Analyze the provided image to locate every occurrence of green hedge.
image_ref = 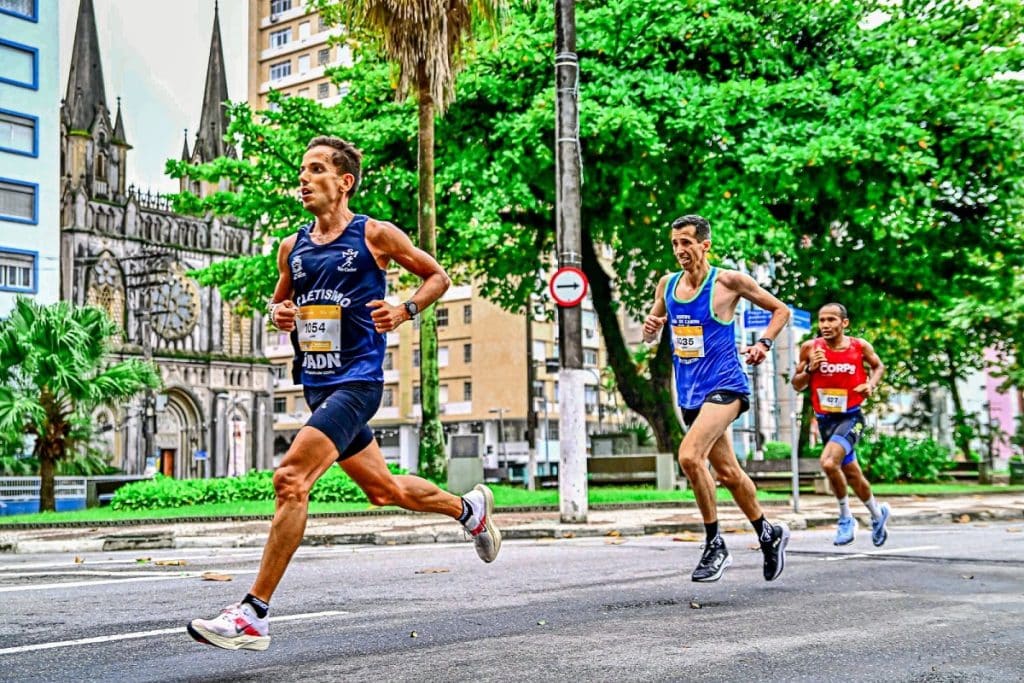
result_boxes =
[762,441,791,460]
[855,434,954,483]
[111,464,407,511]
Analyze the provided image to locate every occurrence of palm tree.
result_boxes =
[0,298,161,511]
[318,0,509,479]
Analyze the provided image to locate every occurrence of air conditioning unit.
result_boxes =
[269,14,279,23]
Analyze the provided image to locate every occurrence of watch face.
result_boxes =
[151,265,200,341]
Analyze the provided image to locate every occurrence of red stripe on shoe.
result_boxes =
[470,515,487,536]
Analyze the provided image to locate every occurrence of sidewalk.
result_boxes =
[1,493,1022,555]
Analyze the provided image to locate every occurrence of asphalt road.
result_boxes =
[1,522,1022,682]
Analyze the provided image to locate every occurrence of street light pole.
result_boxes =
[555,0,588,523]
[488,407,509,480]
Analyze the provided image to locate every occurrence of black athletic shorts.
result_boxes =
[682,390,751,428]
[304,382,381,462]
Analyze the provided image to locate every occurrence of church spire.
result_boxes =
[181,129,191,161]
[194,1,232,162]
[113,96,128,144]
[64,0,109,132]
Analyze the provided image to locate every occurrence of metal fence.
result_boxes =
[0,477,88,500]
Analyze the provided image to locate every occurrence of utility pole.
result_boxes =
[555,0,587,523]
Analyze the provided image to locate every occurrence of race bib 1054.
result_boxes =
[298,304,342,352]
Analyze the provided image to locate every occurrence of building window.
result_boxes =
[413,385,421,405]
[383,351,393,371]
[0,250,35,293]
[318,14,328,31]
[0,178,36,223]
[273,397,287,413]
[297,87,310,98]
[463,343,472,364]
[269,27,291,49]
[436,307,448,327]
[439,384,449,404]
[584,349,598,366]
[382,387,394,407]
[317,48,330,66]
[463,304,472,324]
[338,83,350,98]
[293,397,307,413]
[269,60,291,81]
[585,386,599,415]
[317,82,329,99]
[438,346,449,367]
[298,21,311,40]
[0,39,38,90]
[0,109,36,156]
[412,348,420,368]
[297,54,310,74]
[0,0,37,21]
[532,380,545,399]
[269,0,292,16]
[463,382,472,402]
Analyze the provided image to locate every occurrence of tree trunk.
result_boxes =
[945,359,973,461]
[38,443,57,512]
[580,227,682,454]
[416,61,445,481]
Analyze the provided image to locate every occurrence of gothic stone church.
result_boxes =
[59,0,274,478]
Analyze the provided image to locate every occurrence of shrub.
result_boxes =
[762,441,791,460]
[111,464,408,511]
[855,435,954,483]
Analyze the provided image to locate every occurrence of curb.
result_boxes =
[2,507,1020,554]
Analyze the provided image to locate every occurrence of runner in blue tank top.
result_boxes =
[189,137,502,652]
[643,215,792,584]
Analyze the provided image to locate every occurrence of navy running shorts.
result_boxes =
[817,409,865,466]
[304,381,382,462]
[682,390,751,428]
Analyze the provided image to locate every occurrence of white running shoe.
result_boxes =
[187,602,270,651]
[462,484,502,563]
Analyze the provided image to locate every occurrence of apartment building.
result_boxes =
[0,0,59,317]
[247,0,352,110]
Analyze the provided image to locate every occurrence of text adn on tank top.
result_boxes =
[288,215,386,387]
[665,267,749,409]
[809,337,868,415]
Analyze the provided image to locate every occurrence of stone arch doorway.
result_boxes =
[154,387,205,479]
[225,403,250,478]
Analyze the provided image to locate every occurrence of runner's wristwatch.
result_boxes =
[403,300,419,319]
[757,337,774,350]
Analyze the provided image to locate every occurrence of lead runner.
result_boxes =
[188,136,501,651]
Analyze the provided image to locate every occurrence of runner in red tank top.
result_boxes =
[792,303,891,547]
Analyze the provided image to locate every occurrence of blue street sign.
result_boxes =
[193,449,208,461]
[743,308,772,329]
[790,307,812,331]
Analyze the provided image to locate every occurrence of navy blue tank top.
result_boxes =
[665,267,749,409]
[289,215,386,387]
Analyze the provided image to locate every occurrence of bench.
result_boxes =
[741,458,829,493]
[587,453,679,490]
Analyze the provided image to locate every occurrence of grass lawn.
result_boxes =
[872,483,1024,496]
[0,485,788,525]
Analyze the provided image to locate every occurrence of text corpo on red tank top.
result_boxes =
[809,337,868,415]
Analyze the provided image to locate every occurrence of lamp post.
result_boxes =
[488,407,509,479]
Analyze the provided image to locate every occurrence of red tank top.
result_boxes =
[809,337,868,415]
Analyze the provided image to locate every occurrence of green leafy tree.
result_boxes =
[169,0,1024,455]
[0,298,161,511]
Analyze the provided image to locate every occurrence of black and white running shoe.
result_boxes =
[761,521,791,582]
[691,536,732,583]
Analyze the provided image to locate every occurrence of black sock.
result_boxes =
[242,594,269,619]
[751,516,773,545]
[457,497,474,524]
[704,521,720,545]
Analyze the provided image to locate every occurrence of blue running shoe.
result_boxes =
[871,502,890,547]
[834,516,856,546]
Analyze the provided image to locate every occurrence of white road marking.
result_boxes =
[0,569,257,592]
[0,610,350,656]
[823,545,940,561]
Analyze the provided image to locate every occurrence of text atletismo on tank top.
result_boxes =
[288,215,386,387]
[809,337,868,416]
[665,267,749,409]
